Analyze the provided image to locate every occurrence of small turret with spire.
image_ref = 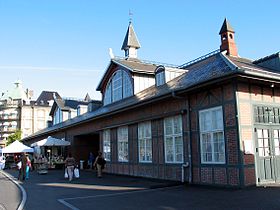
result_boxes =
[121,21,141,59]
[219,18,238,57]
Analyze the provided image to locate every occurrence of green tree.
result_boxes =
[6,130,22,146]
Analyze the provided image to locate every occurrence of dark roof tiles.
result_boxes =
[35,91,61,105]
[24,51,280,140]
[121,22,141,50]
[219,18,235,34]
[114,58,158,73]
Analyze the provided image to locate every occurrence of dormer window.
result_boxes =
[104,69,133,105]
[155,66,166,86]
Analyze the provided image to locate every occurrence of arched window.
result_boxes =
[155,66,166,86]
[104,69,133,105]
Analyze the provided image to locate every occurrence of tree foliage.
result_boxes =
[6,130,22,146]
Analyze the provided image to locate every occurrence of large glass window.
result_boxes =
[164,115,183,163]
[104,69,133,105]
[103,130,111,161]
[156,71,165,86]
[54,108,63,125]
[199,106,225,164]
[138,121,152,163]
[118,126,128,162]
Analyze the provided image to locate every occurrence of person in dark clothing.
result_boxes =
[93,152,106,178]
[88,152,95,169]
[65,153,75,181]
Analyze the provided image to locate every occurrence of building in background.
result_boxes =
[0,81,59,147]
[49,94,102,126]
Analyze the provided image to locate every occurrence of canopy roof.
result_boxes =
[2,140,34,153]
[31,136,70,147]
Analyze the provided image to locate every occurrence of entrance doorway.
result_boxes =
[73,133,100,169]
[255,127,280,184]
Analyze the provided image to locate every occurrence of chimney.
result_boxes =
[219,18,238,57]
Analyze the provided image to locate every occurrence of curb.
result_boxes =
[0,170,26,210]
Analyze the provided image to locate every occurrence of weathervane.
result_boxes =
[129,9,133,23]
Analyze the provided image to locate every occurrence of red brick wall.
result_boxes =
[228,168,239,186]
[189,81,240,186]
[214,168,227,185]
[244,167,256,186]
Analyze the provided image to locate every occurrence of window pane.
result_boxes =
[104,82,112,105]
[174,116,182,134]
[165,118,173,135]
[166,146,173,162]
[118,127,128,162]
[103,130,111,161]
[138,122,152,162]
[164,115,183,163]
[123,71,133,98]
[112,71,122,102]
[199,107,225,164]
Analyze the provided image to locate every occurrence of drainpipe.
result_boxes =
[171,90,192,183]
[187,95,192,184]
[181,162,189,182]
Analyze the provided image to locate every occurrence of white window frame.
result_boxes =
[199,106,225,164]
[103,129,111,161]
[112,71,122,102]
[118,126,128,162]
[54,107,63,125]
[103,69,133,105]
[164,115,183,163]
[138,121,152,163]
[156,71,165,86]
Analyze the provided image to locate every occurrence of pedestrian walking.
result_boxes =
[26,155,32,179]
[93,152,106,178]
[88,152,95,169]
[65,153,75,181]
[19,153,27,181]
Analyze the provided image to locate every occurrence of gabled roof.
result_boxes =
[84,93,91,102]
[121,22,141,50]
[36,91,61,105]
[96,57,159,91]
[49,98,89,116]
[219,18,235,34]
[24,50,280,141]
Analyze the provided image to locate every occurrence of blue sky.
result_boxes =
[0,0,279,100]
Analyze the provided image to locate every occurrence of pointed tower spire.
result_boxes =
[219,18,238,57]
[121,21,141,59]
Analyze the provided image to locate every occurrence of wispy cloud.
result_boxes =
[0,66,101,72]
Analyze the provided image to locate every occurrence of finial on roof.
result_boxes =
[109,48,114,59]
[14,79,22,87]
[129,9,133,23]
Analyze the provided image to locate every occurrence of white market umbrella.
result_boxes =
[31,136,70,147]
[2,140,34,153]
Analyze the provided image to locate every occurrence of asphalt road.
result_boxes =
[2,169,280,210]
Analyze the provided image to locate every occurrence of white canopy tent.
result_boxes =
[2,140,34,153]
[31,136,70,147]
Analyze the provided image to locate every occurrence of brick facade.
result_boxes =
[25,77,280,188]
